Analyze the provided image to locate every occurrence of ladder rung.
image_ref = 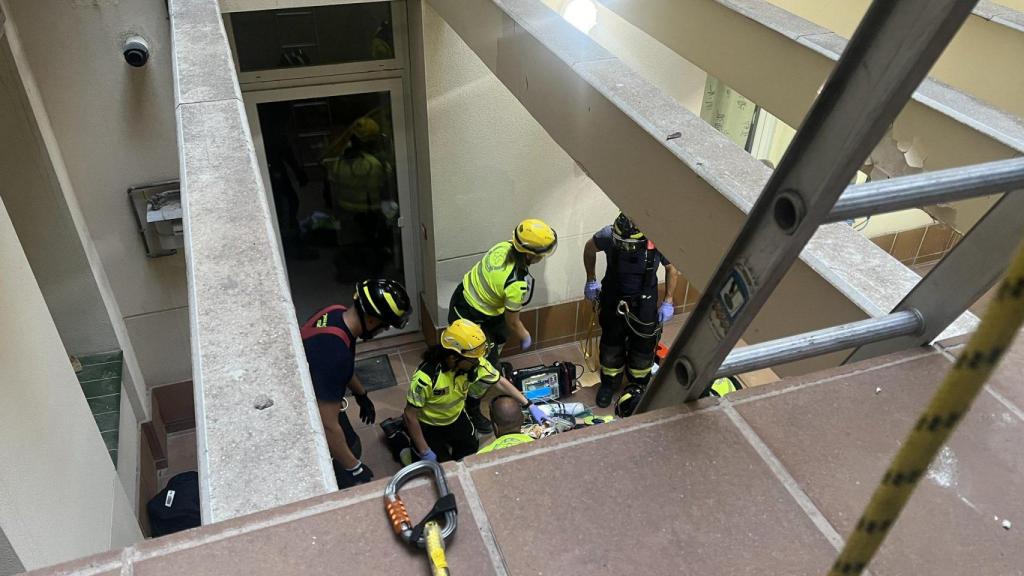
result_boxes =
[828,157,1024,223]
[641,0,978,411]
[716,310,923,378]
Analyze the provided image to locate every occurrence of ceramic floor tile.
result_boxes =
[736,353,1024,575]
[987,327,1024,413]
[468,410,837,574]
[133,479,499,576]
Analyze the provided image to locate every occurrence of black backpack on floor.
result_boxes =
[147,471,201,537]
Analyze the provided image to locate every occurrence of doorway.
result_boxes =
[245,80,417,327]
[229,1,420,332]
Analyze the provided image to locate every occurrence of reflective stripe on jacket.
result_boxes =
[477,433,534,454]
[462,241,533,316]
[407,358,500,426]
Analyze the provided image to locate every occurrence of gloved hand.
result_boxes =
[520,332,533,351]
[584,279,601,302]
[337,460,374,488]
[658,301,674,324]
[419,448,438,462]
[354,392,376,425]
[528,403,549,424]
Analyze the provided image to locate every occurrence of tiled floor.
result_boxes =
[33,329,1024,575]
[355,337,613,479]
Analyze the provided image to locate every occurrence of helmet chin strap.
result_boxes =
[355,301,381,341]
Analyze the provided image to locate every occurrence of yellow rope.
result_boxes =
[579,301,600,373]
[425,521,450,576]
[828,238,1024,575]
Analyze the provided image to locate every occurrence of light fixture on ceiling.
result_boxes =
[562,0,598,34]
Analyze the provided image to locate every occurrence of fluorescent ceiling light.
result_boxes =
[563,0,598,34]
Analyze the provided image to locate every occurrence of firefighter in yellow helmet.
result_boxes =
[404,320,547,462]
[447,219,558,433]
[321,116,394,277]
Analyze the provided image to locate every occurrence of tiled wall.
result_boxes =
[421,277,703,355]
[868,222,962,267]
[75,350,124,466]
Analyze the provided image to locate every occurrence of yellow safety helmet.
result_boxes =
[352,117,381,141]
[708,377,739,398]
[511,219,558,258]
[440,319,490,359]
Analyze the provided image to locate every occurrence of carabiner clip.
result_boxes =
[383,460,458,549]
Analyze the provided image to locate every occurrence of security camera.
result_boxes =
[123,36,150,68]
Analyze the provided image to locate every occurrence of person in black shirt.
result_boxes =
[583,213,678,415]
[301,279,411,488]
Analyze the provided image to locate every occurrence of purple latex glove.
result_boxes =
[520,332,533,351]
[529,404,548,424]
[419,448,438,462]
[584,280,601,302]
[658,301,674,323]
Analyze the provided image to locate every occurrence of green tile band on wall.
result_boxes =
[81,376,121,398]
[76,350,123,468]
[76,362,123,382]
[87,394,121,413]
[93,411,120,433]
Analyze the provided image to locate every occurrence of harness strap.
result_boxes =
[640,240,658,298]
[300,304,352,347]
[607,240,659,297]
[408,493,458,546]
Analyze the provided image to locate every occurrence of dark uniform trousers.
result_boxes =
[599,293,659,389]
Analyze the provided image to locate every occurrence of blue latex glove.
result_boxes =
[584,280,601,301]
[419,448,438,462]
[520,332,533,350]
[658,301,674,323]
[529,404,548,424]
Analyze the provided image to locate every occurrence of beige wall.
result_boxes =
[543,0,707,114]
[766,0,1024,118]
[419,1,706,322]
[4,0,189,387]
[0,40,120,356]
[0,197,142,571]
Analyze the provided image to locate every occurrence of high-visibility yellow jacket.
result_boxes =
[461,241,533,316]
[407,358,500,426]
[322,151,390,212]
[476,433,534,454]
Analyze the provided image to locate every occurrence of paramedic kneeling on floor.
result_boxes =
[477,395,535,454]
[404,319,547,462]
[302,279,411,489]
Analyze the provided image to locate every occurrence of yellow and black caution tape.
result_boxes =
[828,238,1024,575]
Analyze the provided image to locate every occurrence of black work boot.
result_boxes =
[596,372,619,408]
[465,396,493,434]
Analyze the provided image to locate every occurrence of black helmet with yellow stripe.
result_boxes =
[612,213,646,253]
[354,279,411,334]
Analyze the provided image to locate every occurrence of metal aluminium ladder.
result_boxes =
[639,0,1024,412]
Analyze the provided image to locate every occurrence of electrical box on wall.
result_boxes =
[128,180,183,258]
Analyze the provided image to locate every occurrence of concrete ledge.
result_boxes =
[170,0,334,523]
[427,0,975,375]
[28,335,1024,574]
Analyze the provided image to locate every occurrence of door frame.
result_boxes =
[243,77,422,335]
[223,0,409,87]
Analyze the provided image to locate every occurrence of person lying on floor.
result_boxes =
[476,395,536,454]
